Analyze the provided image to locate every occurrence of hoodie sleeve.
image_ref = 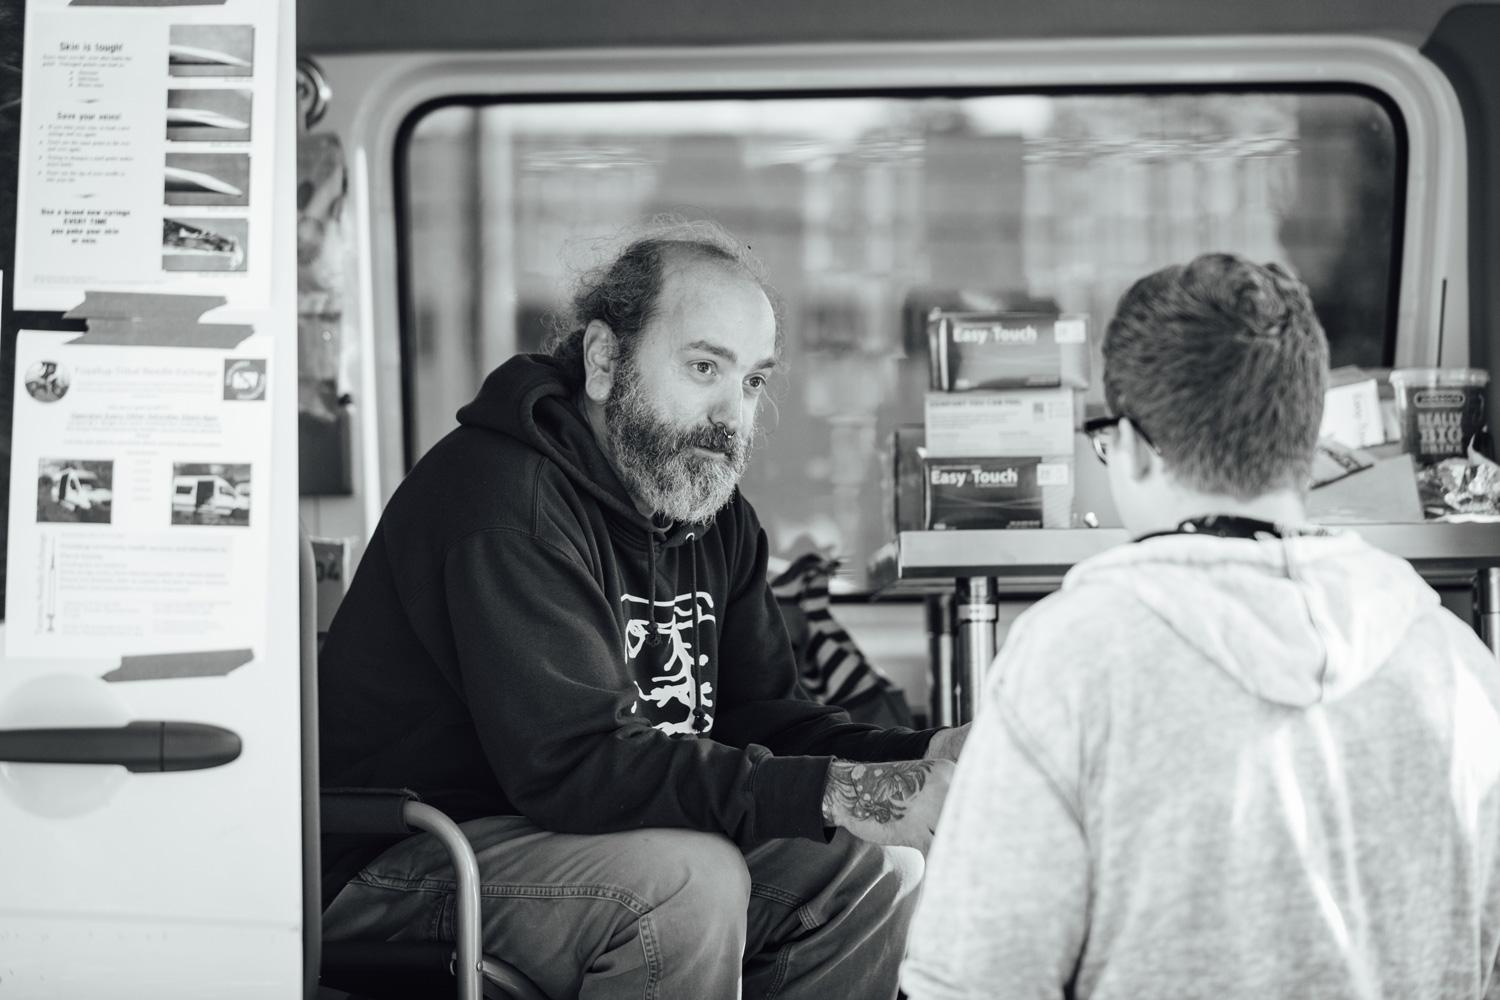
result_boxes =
[900,616,1090,1000]
[710,497,937,762]
[444,526,830,845]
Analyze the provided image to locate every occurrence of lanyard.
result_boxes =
[1135,514,1331,544]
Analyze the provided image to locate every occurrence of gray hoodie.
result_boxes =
[902,530,1500,1000]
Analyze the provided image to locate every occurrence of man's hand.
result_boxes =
[924,723,971,763]
[821,758,954,853]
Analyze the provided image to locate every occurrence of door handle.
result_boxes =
[0,721,241,772]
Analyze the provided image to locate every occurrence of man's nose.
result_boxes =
[707,385,744,434]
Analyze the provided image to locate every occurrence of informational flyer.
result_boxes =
[4,330,273,659]
[13,0,278,311]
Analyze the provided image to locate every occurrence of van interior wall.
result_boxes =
[298,0,1472,53]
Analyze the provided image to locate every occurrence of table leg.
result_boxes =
[954,576,997,722]
[925,594,954,728]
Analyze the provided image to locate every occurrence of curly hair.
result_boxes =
[546,217,781,380]
[1103,253,1329,498]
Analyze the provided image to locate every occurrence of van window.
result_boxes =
[400,89,1403,589]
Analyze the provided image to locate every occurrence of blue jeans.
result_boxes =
[322,816,923,1000]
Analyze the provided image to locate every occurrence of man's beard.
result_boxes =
[605,357,753,525]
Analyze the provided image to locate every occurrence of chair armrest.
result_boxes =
[320,789,483,1000]
[320,787,421,837]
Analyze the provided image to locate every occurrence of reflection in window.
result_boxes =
[402,91,1401,589]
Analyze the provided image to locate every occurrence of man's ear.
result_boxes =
[581,320,617,404]
[1119,417,1157,484]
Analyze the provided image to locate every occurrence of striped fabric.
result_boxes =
[769,552,902,708]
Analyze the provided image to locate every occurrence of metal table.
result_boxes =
[869,523,1500,724]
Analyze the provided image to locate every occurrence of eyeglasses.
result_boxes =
[1082,414,1155,465]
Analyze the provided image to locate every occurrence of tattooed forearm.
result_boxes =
[822,759,934,825]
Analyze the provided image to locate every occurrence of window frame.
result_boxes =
[333,36,1470,524]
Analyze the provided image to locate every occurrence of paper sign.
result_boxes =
[13,0,278,311]
[1320,378,1386,448]
[5,330,273,659]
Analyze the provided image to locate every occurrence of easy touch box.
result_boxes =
[923,455,1075,530]
[924,388,1077,458]
[928,310,1090,390]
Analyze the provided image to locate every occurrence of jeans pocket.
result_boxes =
[323,872,455,944]
[430,886,457,940]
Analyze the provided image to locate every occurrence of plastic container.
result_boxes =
[1389,368,1490,464]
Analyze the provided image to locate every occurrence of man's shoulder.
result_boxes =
[388,427,581,536]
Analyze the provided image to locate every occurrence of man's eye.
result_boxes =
[691,361,716,377]
[744,375,767,392]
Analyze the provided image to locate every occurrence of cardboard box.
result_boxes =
[886,425,928,534]
[923,455,1074,530]
[928,310,1090,391]
[924,389,1076,457]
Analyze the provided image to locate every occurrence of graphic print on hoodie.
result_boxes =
[623,590,716,735]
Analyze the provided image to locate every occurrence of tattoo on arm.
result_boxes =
[822,759,934,825]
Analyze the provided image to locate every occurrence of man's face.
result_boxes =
[604,261,778,524]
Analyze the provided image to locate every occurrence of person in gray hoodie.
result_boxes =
[901,253,1500,1000]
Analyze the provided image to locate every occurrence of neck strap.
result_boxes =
[1135,514,1330,544]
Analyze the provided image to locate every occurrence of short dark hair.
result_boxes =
[547,218,781,380]
[1103,253,1329,498]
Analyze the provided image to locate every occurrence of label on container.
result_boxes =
[1404,385,1487,462]
[924,388,1076,457]
[929,312,1090,390]
[922,455,1073,530]
[925,457,1042,530]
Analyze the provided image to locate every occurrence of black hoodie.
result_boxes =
[319,354,934,893]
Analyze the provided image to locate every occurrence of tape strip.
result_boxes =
[102,648,253,682]
[70,1,226,6]
[63,292,253,348]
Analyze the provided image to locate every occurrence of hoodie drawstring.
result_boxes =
[644,533,662,648]
[687,533,706,733]
[644,528,706,733]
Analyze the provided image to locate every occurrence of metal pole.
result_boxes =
[1476,567,1500,663]
[954,577,998,723]
[925,594,954,728]
[298,533,321,1000]
[403,802,482,1000]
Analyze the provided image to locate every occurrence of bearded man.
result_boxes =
[318,221,968,1000]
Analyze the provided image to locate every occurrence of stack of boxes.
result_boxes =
[907,310,1089,532]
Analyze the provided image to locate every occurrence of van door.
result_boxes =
[0,0,306,996]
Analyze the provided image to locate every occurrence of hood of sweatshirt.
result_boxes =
[1062,530,1440,707]
[454,353,700,553]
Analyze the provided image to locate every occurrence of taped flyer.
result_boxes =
[4,329,274,659]
[13,0,278,311]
